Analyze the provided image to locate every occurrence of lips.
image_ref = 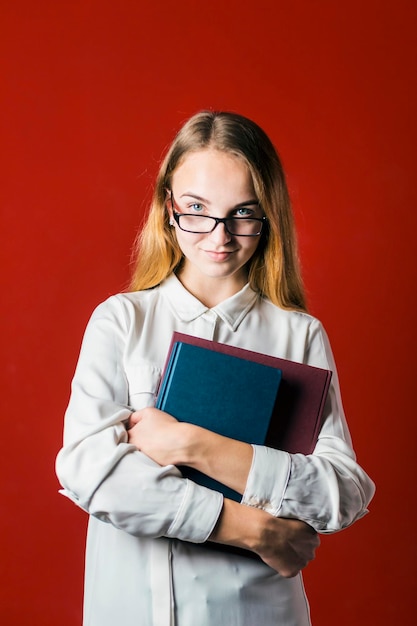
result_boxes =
[203,250,236,261]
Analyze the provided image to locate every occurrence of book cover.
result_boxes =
[156,341,283,500]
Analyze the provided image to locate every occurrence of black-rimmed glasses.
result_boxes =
[170,193,267,237]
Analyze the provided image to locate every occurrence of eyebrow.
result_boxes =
[179,192,260,208]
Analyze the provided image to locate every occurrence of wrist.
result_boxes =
[174,422,202,466]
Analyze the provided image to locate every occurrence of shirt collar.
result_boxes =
[161,274,259,331]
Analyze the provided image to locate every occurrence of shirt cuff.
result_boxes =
[242,445,291,515]
[165,479,224,543]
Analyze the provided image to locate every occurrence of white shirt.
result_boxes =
[56,274,375,626]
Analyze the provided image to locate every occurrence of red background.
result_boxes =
[1,1,416,624]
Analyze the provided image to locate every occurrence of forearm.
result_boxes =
[128,409,254,496]
[180,425,253,496]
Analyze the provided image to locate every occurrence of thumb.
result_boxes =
[127,411,141,429]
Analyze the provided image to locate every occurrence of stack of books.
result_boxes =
[156,332,332,501]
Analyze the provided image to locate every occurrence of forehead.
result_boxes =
[172,149,255,199]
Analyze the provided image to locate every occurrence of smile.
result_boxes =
[203,250,236,261]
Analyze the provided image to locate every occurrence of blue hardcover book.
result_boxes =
[156,341,283,501]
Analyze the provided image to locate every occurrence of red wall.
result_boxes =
[2,1,416,624]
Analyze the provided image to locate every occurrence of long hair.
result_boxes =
[129,111,307,311]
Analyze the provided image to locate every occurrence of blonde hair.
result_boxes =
[129,111,306,312]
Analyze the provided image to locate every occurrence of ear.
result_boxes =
[165,191,175,226]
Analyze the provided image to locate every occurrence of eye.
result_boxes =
[234,206,254,217]
[188,202,205,213]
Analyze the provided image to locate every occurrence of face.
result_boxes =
[168,149,264,297]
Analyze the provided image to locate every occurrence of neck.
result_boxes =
[176,270,248,308]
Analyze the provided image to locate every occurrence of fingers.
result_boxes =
[256,517,320,577]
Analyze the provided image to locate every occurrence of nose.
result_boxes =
[208,221,232,245]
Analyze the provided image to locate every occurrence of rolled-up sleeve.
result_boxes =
[55,297,223,543]
[241,318,375,533]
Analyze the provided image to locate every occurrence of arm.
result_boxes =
[55,297,223,543]
[242,321,376,533]
[127,319,375,534]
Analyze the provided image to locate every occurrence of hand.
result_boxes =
[209,499,319,577]
[255,516,320,577]
[127,407,189,466]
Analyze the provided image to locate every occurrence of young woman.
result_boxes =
[56,111,375,626]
